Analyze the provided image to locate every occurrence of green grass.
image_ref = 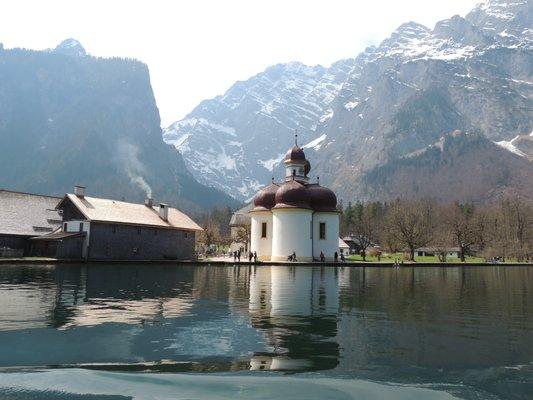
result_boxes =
[346,253,486,263]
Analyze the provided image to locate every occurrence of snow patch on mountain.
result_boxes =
[344,101,359,110]
[258,153,285,171]
[495,135,527,157]
[303,134,327,151]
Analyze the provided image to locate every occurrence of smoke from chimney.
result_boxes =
[116,139,153,199]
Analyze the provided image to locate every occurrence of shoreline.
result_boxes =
[0,258,531,268]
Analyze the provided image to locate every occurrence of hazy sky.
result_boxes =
[0,0,480,126]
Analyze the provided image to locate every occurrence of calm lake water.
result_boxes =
[0,264,531,400]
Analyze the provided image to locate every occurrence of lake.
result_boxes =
[0,264,531,399]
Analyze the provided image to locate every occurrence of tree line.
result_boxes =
[339,197,532,262]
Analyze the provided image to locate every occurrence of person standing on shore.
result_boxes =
[334,252,338,263]
[253,251,258,263]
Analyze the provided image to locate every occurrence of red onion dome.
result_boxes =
[273,180,311,210]
[253,183,279,211]
[308,184,338,212]
[284,145,306,164]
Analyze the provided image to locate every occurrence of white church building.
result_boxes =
[250,138,340,262]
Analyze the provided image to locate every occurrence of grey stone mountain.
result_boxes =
[0,40,238,213]
[164,0,533,203]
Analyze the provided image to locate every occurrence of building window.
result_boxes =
[319,222,326,240]
[137,228,141,235]
[184,232,188,239]
[79,222,83,232]
[310,221,313,239]
[261,222,267,238]
[112,225,117,234]
[63,223,67,232]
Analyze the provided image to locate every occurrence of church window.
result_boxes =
[261,222,267,238]
[319,222,326,240]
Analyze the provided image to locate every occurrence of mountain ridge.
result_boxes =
[0,41,238,212]
[164,0,532,203]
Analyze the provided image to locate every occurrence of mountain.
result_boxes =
[163,61,354,199]
[164,0,532,203]
[362,130,533,202]
[0,41,238,212]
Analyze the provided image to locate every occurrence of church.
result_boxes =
[250,137,340,262]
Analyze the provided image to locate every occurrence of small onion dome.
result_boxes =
[273,180,311,210]
[253,183,279,211]
[284,145,306,164]
[308,184,338,212]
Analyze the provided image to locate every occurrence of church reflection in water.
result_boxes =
[248,266,340,371]
[1,264,531,379]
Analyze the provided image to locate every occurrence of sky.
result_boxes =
[0,0,481,126]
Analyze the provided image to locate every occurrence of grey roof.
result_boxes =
[229,203,253,227]
[0,190,62,236]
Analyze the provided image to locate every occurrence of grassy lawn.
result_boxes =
[346,253,486,263]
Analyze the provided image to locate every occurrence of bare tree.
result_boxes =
[198,220,221,255]
[234,221,251,254]
[385,199,434,261]
[444,202,483,262]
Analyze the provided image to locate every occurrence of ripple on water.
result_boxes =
[0,369,461,400]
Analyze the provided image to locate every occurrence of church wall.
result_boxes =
[313,212,340,261]
[250,211,272,261]
[272,208,313,262]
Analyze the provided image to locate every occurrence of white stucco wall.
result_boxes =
[312,212,340,261]
[272,208,313,261]
[250,211,273,261]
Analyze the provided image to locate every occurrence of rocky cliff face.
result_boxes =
[164,0,532,203]
[0,42,237,212]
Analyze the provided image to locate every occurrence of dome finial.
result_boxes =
[294,129,298,146]
[317,176,320,185]
[271,176,274,183]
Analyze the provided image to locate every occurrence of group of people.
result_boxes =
[319,251,345,263]
[230,249,258,263]
[230,249,347,263]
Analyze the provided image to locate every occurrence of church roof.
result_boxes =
[284,145,306,164]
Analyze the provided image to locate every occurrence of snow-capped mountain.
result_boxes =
[165,0,532,203]
[164,60,355,199]
[53,38,87,57]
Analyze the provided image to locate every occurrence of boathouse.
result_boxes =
[34,186,203,261]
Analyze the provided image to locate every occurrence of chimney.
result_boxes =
[159,203,169,221]
[145,198,153,208]
[74,185,85,198]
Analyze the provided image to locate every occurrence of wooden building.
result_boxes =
[23,186,202,261]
